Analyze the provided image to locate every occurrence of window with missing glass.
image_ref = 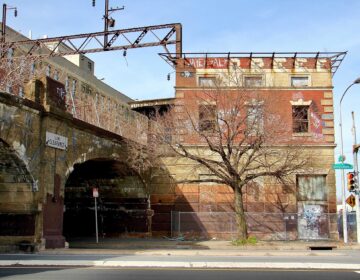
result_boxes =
[199,104,216,132]
[291,76,309,87]
[292,105,309,133]
[199,77,216,87]
[244,76,263,87]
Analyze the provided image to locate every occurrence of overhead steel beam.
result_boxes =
[4,23,182,60]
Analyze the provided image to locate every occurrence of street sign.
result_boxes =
[45,132,68,150]
[338,155,346,162]
[332,163,353,170]
[92,187,99,198]
[346,194,356,208]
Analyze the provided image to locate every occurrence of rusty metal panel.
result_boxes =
[297,175,327,201]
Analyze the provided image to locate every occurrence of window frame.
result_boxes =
[198,76,217,87]
[198,104,217,132]
[246,103,264,135]
[243,75,264,87]
[292,105,310,134]
[290,76,310,87]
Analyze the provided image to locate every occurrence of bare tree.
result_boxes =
[123,119,171,235]
[153,79,309,239]
[0,42,51,99]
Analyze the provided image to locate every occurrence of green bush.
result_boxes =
[231,236,257,246]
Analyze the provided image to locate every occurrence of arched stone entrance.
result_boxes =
[0,139,37,244]
[63,158,149,241]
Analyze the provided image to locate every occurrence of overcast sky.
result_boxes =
[4,0,360,199]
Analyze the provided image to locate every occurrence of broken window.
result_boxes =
[246,104,264,135]
[244,76,263,87]
[199,77,216,87]
[291,76,309,87]
[199,104,216,132]
[292,105,309,133]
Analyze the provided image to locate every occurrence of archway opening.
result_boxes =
[63,158,148,240]
[0,139,36,241]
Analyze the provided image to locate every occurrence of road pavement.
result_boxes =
[1,267,360,280]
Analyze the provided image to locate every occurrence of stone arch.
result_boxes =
[63,157,149,240]
[0,138,37,243]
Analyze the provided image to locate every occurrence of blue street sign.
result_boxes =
[332,163,353,170]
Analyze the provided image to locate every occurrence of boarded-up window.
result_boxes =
[244,76,263,87]
[297,175,327,201]
[199,104,216,132]
[292,106,309,133]
[291,76,309,87]
[199,77,216,87]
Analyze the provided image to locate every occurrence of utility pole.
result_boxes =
[1,4,7,42]
[97,0,124,49]
[1,3,17,43]
[351,111,360,243]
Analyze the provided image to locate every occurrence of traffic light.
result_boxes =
[92,0,96,7]
[347,172,357,192]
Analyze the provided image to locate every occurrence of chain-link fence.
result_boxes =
[171,211,357,241]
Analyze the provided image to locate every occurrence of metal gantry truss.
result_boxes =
[4,23,182,60]
[159,51,347,75]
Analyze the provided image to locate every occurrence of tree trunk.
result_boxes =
[234,185,248,239]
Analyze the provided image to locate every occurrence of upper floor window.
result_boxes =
[291,76,309,87]
[199,104,216,132]
[46,65,51,77]
[7,48,13,65]
[292,105,309,133]
[18,86,24,97]
[54,70,59,81]
[244,76,263,87]
[246,104,264,135]
[199,77,216,87]
[88,61,93,72]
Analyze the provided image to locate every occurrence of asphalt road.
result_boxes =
[1,251,360,264]
[0,267,360,280]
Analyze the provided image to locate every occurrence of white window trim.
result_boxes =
[290,75,311,87]
[290,99,312,106]
[198,76,217,87]
[243,75,265,87]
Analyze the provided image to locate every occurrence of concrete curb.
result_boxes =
[1,260,360,270]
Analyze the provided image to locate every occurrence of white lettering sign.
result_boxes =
[45,132,68,150]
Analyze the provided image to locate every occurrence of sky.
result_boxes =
[3,0,360,200]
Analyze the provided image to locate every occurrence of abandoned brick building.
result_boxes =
[132,52,345,240]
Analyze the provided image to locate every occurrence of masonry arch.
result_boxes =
[63,157,149,240]
[0,138,37,240]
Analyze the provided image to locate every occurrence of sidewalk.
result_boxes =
[1,238,360,270]
[50,237,360,252]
